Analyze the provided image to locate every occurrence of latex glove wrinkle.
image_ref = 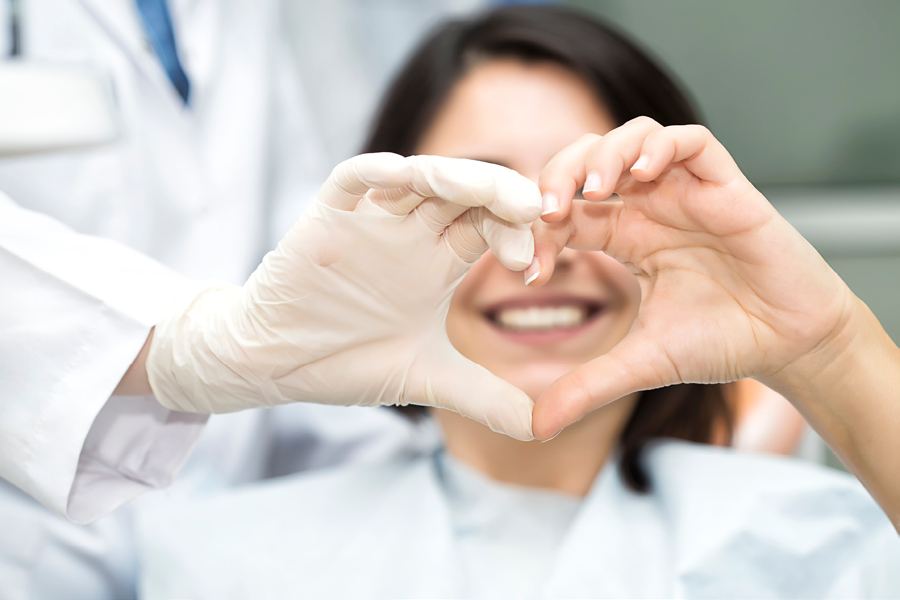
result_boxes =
[147,153,541,440]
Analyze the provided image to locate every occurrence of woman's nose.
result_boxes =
[549,248,578,279]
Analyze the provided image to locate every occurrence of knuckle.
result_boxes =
[685,123,711,136]
[644,127,667,144]
[539,167,568,188]
[328,160,345,181]
[629,115,658,128]
[568,368,595,408]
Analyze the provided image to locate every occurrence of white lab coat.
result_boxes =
[137,441,900,599]
[0,404,419,599]
[0,0,328,521]
[0,0,411,597]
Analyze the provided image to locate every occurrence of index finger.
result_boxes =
[318,153,414,211]
[407,155,542,225]
[535,133,602,223]
[527,199,622,286]
[629,124,743,186]
[539,118,665,223]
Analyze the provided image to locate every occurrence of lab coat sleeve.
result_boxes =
[0,193,208,524]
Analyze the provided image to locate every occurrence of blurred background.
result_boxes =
[281,0,900,469]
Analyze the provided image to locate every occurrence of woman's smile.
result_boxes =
[483,295,606,343]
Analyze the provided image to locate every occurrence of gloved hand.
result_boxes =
[147,153,542,440]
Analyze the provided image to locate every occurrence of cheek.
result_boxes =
[504,362,586,401]
[446,253,496,354]
[588,252,642,317]
[620,271,642,324]
[452,252,495,302]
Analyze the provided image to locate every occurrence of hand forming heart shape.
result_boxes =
[528,117,856,442]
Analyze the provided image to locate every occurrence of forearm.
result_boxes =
[776,294,900,530]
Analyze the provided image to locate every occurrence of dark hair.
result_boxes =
[363,5,731,492]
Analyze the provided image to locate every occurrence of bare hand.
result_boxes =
[529,117,855,440]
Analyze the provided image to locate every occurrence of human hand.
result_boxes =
[147,153,541,440]
[529,118,856,440]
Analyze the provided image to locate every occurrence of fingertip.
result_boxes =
[524,246,557,287]
[484,164,542,223]
[523,257,540,286]
[525,273,549,287]
[629,154,656,182]
[532,396,570,441]
[515,178,544,223]
[581,190,609,203]
[537,427,563,443]
[501,254,534,274]
[539,189,574,222]
[367,152,414,183]
[541,192,559,216]
[492,235,535,273]
[582,171,602,194]
[540,206,566,223]
[631,154,649,171]
[581,172,611,201]
[532,370,597,440]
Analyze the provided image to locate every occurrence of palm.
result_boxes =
[608,167,846,387]
[532,121,852,437]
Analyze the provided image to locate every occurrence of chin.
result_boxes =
[499,361,582,401]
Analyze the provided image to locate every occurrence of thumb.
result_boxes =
[532,330,678,440]
[411,341,535,442]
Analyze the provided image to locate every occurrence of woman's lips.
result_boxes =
[482,296,606,344]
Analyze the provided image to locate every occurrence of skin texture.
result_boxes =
[531,118,900,528]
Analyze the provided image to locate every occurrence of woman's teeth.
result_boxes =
[495,305,588,332]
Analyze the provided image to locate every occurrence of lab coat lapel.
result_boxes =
[75,0,189,107]
[542,463,672,599]
[77,0,213,214]
[166,0,224,111]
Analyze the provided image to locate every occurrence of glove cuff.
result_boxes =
[146,282,249,413]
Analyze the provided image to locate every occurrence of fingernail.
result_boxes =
[524,257,540,286]
[631,155,649,171]
[583,171,602,194]
[541,192,559,215]
[540,429,563,443]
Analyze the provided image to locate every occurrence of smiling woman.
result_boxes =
[364,9,728,493]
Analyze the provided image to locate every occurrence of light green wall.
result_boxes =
[569,0,900,186]
[828,255,900,343]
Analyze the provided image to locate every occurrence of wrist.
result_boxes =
[775,293,897,408]
[768,291,900,527]
[113,327,155,396]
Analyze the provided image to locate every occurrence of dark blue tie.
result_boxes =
[135,0,191,105]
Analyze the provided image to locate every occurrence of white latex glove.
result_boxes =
[147,154,542,440]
